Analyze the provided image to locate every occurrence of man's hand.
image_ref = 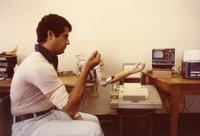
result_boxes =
[83,50,101,72]
[73,112,84,120]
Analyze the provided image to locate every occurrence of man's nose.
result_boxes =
[66,40,70,45]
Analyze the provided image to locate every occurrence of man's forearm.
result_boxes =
[62,51,100,117]
[63,67,90,117]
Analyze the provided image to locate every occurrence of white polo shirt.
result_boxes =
[10,52,64,116]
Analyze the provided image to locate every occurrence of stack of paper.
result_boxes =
[120,83,149,101]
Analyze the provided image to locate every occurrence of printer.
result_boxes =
[182,50,200,79]
[110,83,162,109]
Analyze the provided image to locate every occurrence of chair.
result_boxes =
[0,94,12,136]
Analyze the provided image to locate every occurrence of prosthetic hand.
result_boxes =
[100,63,145,86]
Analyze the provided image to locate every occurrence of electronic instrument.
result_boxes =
[182,50,200,79]
[152,48,175,69]
[0,55,17,79]
[182,61,200,79]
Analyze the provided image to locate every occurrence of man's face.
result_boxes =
[51,27,70,55]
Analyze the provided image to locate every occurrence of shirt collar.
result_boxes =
[34,44,58,70]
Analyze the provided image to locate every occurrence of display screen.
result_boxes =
[153,50,164,59]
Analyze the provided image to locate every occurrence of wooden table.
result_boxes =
[0,75,97,93]
[0,79,11,93]
[143,73,200,136]
[110,85,163,136]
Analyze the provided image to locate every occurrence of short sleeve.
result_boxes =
[25,61,63,94]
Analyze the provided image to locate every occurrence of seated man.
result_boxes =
[10,14,104,136]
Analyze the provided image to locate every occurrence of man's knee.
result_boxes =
[82,121,103,136]
[80,113,100,124]
[89,115,100,124]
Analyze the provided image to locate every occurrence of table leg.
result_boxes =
[169,88,180,136]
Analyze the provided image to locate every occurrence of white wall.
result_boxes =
[1,0,200,113]
[1,0,200,72]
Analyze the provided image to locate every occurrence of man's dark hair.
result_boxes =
[36,14,72,44]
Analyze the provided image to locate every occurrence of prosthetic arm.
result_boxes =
[76,55,145,86]
[99,63,145,86]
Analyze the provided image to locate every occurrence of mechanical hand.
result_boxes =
[101,63,145,85]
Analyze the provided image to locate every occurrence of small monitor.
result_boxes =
[152,48,175,69]
[153,50,164,59]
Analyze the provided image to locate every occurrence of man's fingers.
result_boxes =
[88,50,98,60]
[95,53,101,62]
[89,50,101,64]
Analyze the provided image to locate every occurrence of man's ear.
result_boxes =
[47,30,55,40]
